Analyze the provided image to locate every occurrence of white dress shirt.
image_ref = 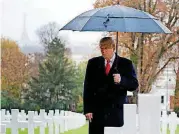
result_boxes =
[105,53,116,67]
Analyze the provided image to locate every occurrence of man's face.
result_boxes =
[100,45,114,60]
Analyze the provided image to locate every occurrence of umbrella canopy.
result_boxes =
[60,5,172,33]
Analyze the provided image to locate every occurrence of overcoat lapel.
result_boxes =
[98,56,105,75]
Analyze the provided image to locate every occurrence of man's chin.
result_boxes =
[102,55,107,59]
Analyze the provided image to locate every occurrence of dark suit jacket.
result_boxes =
[83,54,138,134]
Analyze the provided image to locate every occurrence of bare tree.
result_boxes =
[36,22,60,52]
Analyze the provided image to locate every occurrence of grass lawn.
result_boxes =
[6,127,49,134]
[5,125,88,134]
[62,124,88,134]
[5,124,179,134]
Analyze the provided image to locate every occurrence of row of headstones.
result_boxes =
[1,95,179,134]
[104,94,179,134]
[161,111,179,134]
[0,109,86,134]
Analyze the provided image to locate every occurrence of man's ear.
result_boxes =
[113,47,115,51]
[113,45,115,51]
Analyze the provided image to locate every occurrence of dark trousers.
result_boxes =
[89,121,104,134]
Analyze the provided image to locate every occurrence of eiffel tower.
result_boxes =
[20,13,44,54]
[21,13,30,45]
[20,13,31,54]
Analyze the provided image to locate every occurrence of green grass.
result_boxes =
[62,124,88,134]
[6,127,49,134]
[176,125,179,134]
[5,125,87,134]
[5,124,179,134]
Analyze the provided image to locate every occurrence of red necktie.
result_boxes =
[105,60,110,75]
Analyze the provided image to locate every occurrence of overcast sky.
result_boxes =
[0,0,103,60]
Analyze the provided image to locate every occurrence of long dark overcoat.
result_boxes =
[83,54,139,134]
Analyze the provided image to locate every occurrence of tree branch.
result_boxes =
[168,39,179,49]
[142,51,157,77]
[122,43,137,55]
[158,38,179,57]
[171,16,178,27]
[138,0,142,10]
[166,0,176,27]
[144,0,146,11]
[154,57,179,79]
[148,0,152,14]
[151,0,157,13]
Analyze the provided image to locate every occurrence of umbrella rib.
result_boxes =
[149,18,169,33]
[143,12,170,33]
[81,8,104,31]
[78,16,158,19]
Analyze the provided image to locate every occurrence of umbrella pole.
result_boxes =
[116,32,118,55]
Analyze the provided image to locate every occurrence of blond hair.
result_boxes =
[99,37,115,49]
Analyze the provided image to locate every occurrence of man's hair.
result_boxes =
[99,37,115,49]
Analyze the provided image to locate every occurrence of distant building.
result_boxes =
[151,63,177,111]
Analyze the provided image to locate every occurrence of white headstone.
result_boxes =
[168,112,177,134]
[123,104,137,134]
[11,109,19,134]
[0,124,6,134]
[138,94,161,134]
[28,111,34,134]
[161,110,167,134]
[104,127,123,134]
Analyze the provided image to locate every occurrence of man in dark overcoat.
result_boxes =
[83,37,139,134]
